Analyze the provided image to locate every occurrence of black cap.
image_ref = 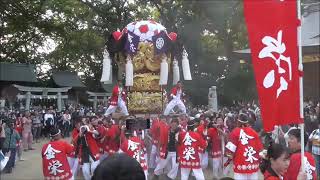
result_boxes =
[50,127,61,137]
[187,120,196,127]
[237,113,249,123]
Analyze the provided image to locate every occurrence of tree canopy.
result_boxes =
[1,0,259,105]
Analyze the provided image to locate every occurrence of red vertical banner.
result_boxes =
[243,0,302,132]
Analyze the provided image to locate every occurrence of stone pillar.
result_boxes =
[25,91,31,111]
[18,93,24,110]
[9,102,13,111]
[208,86,218,112]
[93,96,98,111]
[57,92,62,112]
[103,96,107,106]
[0,99,5,110]
[61,98,65,110]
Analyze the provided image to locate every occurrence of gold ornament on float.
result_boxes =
[128,92,164,113]
[131,73,161,92]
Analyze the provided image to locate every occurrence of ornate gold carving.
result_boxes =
[128,42,172,113]
[131,73,161,92]
[128,92,167,113]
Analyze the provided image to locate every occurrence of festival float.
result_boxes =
[101,20,192,114]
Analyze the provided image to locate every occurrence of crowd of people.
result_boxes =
[0,105,94,174]
[0,98,319,180]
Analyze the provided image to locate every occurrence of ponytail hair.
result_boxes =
[260,142,289,173]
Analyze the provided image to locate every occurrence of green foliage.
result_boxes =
[145,0,253,105]
[219,64,257,106]
[0,0,53,63]
[1,0,256,104]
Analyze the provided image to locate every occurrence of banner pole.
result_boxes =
[297,0,305,171]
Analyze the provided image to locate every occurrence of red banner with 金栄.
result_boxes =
[243,0,302,132]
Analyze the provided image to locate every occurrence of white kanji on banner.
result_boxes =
[183,147,196,161]
[303,157,316,180]
[239,129,254,145]
[243,146,258,163]
[48,160,64,176]
[44,144,61,160]
[127,33,137,53]
[183,132,196,146]
[258,30,292,98]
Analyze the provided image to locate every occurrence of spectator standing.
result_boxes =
[0,117,6,149]
[15,113,23,155]
[32,111,42,143]
[0,121,10,172]
[55,111,63,130]
[2,120,20,174]
[22,112,34,151]
[62,110,71,137]
[44,109,55,138]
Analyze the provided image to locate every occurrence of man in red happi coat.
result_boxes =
[149,116,161,169]
[42,128,74,180]
[195,116,209,169]
[163,81,186,115]
[103,122,121,155]
[207,117,229,178]
[73,124,100,180]
[284,128,317,180]
[99,117,112,161]
[120,126,148,180]
[225,113,263,180]
[177,120,207,180]
[154,118,180,179]
[104,80,129,116]
[69,120,82,178]
[89,116,106,157]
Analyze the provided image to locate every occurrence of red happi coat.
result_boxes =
[225,127,263,174]
[179,119,188,132]
[104,124,120,155]
[101,126,110,153]
[71,128,79,145]
[207,128,222,158]
[150,118,160,145]
[93,125,106,152]
[284,152,316,180]
[158,121,170,159]
[74,131,100,163]
[170,86,184,101]
[15,117,23,134]
[177,131,207,169]
[170,86,181,96]
[42,140,74,180]
[264,169,282,180]
[195,124,207,152]
[109,85,127,106]
[120,135,148,171]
